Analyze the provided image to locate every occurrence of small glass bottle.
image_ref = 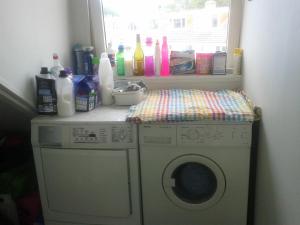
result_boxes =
[144,37,155,76]
[125,46,133,76]
[154,40,161,76]
[116,44,125,76]
[160,36,170,76]
[133,34,144,76]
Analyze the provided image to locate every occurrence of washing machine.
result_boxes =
[139,122,252,225]
[31,107,141,225]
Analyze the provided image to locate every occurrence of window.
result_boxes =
[95,0,243,68]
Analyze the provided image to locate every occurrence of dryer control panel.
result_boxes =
[71,125,134,146]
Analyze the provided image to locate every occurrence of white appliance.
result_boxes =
[31,107,141,225]
[139,122,252,225]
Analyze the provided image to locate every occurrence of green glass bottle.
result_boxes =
[117,45,125,76]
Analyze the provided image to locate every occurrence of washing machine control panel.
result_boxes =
[70,124,135,147]
[178,124,252,146]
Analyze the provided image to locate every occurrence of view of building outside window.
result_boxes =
[102,0,230,53]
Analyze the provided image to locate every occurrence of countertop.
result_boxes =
[31,106,130,124]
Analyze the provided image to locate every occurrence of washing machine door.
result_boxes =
[162,154,225,210]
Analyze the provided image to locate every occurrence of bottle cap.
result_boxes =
[83,46,94,52]
[234,48,243,56]
[118,45,124,52]
[101,52,108,59]
[92,56,100,65]
[53,53,59,60]
[136,34,141,43]
[146,37,152,45]
[64,67,73,75]
[59,70,68,78]
[163,36,167,43]
[40,67,49,74]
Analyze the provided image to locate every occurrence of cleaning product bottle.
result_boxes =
[160,36,170,76]
[56,70,75,117]
[82,46,94,75]
[50,53,64,77]
[233,48,243,75]
[98,52,114,105]
[92,56,100,75]
[107,42,116,76]
[144,37,155,76]
[133,34,144,76]
[36,67,57,115]
[116,44,125,76]
[124,46,133,76]
[154,40,161,76]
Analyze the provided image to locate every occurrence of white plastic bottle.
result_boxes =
[50,53,64,77]
[98,52,114,105]
[107,42,117,76]
[154,40,161,76]
[56,70,75,117]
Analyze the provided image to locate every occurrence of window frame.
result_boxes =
[90,0,244,70]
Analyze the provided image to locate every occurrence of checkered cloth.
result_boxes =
[126,89,255,123]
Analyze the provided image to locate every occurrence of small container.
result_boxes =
[170,50,195,75]
[212,52,227,75]
[196,53,213,75]
[112,89,145,106]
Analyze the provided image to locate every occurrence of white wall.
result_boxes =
[241,1,300,224]
[0,0,73,108]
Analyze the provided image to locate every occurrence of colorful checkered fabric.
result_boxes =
[126,89,255,123]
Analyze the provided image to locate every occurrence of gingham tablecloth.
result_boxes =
[126,89,255,123]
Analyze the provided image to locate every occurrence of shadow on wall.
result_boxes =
[254,119,281,225]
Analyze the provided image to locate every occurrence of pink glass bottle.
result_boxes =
[144,37,155,76]
[160,36,170,76]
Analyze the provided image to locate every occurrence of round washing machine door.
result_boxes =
[162,154,225,210]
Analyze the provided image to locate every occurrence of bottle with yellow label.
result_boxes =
[133,34,144,76]
[233,48,243,75]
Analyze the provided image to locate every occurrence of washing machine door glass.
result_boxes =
[163,155,225,210]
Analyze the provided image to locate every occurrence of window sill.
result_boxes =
[115,74,242,91]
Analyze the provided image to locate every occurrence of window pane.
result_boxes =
[102,0,230,53]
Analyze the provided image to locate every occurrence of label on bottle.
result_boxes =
[108,54,115,67]
[134,60,144,75]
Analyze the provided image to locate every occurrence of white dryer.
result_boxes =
[31,107,141,225]
[139,122,252,225]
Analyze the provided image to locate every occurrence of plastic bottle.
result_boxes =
[82,46,94,75]
[56,70,75,117]
[98,52,114,105]
[124,46,133,76]
[107,42,116,75]
[160,36,170,76]
[116,45,125,76]
[233,48,243,75]
[50,53,64,77]
[133,34,144,76]
[36,67,57,115]
[154,40,161,76]
[92,56,100,75]
[144,37,155,76]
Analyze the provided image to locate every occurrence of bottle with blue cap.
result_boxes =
[117,44,125,76]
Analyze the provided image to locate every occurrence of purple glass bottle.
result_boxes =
[144,37,155,76]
